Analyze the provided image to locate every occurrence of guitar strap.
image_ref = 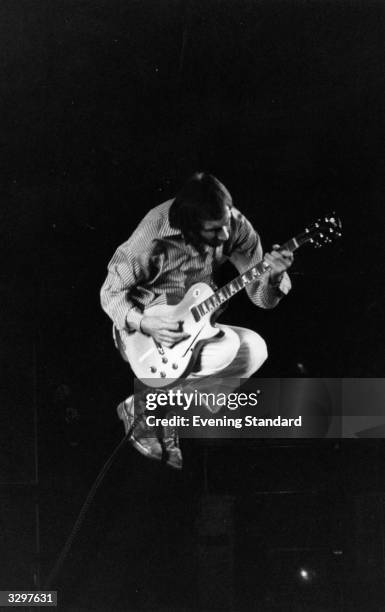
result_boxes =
[210,246,229,320]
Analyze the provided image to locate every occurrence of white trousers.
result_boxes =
[188,324,268,379]
[182,324,268,413]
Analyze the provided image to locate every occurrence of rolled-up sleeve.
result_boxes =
[228,209,291,309]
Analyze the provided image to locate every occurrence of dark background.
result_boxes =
[1,1,385,610]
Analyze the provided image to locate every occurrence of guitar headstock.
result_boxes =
[300,213,342,249]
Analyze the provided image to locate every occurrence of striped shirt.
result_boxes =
[100,199,291,331]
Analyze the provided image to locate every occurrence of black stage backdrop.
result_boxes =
[1,1,385,610]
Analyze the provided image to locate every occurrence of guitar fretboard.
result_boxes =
[190,235,303,322]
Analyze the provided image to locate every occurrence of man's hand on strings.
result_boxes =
[140,316,190,347]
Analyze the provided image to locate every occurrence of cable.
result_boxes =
[43,416,141,589]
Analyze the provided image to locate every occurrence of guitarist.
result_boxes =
[100,172,293,468]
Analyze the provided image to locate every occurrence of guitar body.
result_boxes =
[116,282,221,387]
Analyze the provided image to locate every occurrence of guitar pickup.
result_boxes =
[190,306,200,322]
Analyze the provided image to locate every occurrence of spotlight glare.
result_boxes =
[298,567,312,582]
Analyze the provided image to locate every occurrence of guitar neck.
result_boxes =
[191,236,302,321]
[190,213,341,321]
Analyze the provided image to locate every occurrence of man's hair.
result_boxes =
[169,172,232,243]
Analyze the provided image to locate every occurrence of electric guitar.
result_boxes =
[116,214,342,387]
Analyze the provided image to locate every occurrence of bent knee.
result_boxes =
[193,326,241,375]
[241,330,268,375]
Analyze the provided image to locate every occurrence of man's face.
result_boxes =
[198,206,232,247]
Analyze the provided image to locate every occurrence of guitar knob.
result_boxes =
[162,357,168,363]
[160,371,166,378]
[172,363,178,370]
[150,366,157,373]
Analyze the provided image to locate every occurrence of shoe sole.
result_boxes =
[117,401,182,468]
[117,401,162,461]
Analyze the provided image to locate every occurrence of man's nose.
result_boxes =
[218,226,229,241]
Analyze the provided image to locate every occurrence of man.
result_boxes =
[100,172,293,468]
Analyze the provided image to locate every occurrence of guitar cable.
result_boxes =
[43,413,142,590]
